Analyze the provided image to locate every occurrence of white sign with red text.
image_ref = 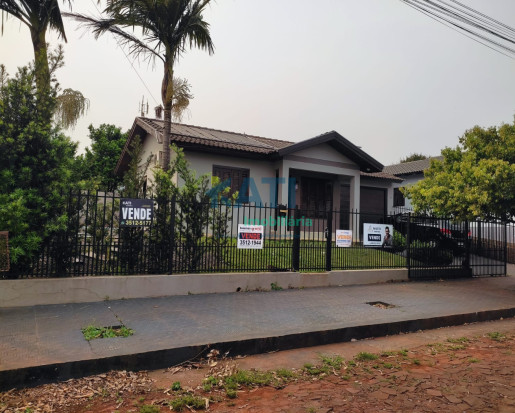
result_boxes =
[237,225,264,249]
[336,230,352,247]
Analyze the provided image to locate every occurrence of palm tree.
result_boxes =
[0,1,89,126]
[65,0,214,171]
[0,0,71,97]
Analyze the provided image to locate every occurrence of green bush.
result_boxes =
[169,394,206,411]
[392,231,406,249]
[0,63,78,277]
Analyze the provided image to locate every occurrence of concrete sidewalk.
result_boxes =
[1,276,515,389]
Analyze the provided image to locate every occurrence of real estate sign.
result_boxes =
[237,224,264,249]
[336,230,352,247]
[363,223,394,247]
[120,198,154,227]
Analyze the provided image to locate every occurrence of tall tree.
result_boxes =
[400,153,428,163]
[404,118,515,222]
[0,1,70,97]
[78,124,128,191]
[66,0,214,170]
[0,61,78,275]
[0,0,88,126]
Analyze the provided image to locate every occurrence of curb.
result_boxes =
[2,307,514,391]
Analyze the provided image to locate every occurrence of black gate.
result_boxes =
[469,220,508,277]
[402,214,507,280]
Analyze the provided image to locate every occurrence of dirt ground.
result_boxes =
[2,318,515,413]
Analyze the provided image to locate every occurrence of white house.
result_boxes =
[383,156,444,211]
[115,117,404,225]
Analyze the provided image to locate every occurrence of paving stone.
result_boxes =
[381,388,399,396]
[344,387,360,394]
[444,394,462,404]
[468,386,482,395]
[370,390,389,400]
[463,395,484,407]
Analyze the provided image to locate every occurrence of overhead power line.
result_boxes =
[400,0,515,59]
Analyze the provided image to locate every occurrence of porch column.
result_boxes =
[332,178,342,232]
[278,163,290,207]
[350,174,360,212]
[350,174,360,242]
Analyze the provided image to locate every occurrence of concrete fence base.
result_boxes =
[0,269,408,308]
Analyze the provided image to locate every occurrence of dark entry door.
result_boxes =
[360,187,386,222]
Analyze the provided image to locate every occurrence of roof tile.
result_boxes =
[360,171,404,182]
[383,156,444,175]
[139,117,293,154]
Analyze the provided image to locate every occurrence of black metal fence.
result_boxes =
[4,191,508,279]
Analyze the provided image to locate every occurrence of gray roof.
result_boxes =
[360,171,404,182]
[278,130,384,172]
[116,118,385,174]
[138,117,293,154]
[383,156,444,176]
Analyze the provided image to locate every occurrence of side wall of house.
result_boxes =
[183,151,277,205]
[139,132,163,187]
[288,143,355,164]
[391,173,424,210]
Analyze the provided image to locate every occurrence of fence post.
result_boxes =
[326,210,333,272]
[505,221,508,276]
[168,195,176,274]
[477,220,482,252]
[464,219,471,275]
[292,207,300,271]
[406,212,411,277]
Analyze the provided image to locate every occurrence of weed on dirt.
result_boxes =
[1,329,514,412]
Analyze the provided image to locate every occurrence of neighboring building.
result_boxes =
[383,156,444,211]
[115,117,403,225]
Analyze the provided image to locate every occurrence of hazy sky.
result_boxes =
[1,0,514,165]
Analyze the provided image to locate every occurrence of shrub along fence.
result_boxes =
[2,190,508,279]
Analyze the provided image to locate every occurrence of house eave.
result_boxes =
[176,142,273,160]
[277,131,383,172]
[114,118,166,176]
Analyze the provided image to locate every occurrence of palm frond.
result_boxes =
[171,76,193,122]
[63,11,163,63]
[0,1,32,29]
[97,0,214,63]
[54,88,90,129]
[0,0,71,38]
[47,0,70,41]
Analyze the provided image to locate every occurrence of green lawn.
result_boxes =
[186,239,408,272]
